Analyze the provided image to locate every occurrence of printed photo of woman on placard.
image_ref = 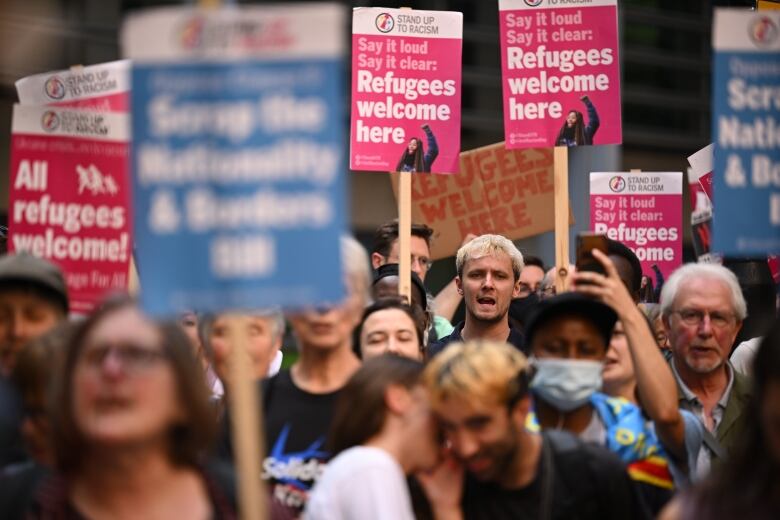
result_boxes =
[555,95,600,146]
[396,124,439,173]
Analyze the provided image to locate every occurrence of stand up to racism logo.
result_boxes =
[375,13,394,33]
[44,76,66,100]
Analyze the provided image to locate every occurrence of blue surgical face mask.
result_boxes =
[530,358,604,412]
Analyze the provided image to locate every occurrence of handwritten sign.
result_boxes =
[392,143,562,259]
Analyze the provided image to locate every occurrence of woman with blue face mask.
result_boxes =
[525,250,697,516]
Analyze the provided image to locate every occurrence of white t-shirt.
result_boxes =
[304,446,415,520]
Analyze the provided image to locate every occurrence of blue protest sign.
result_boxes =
[122,5,347,315]
[712,9,780,255]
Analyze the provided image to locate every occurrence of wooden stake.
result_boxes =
[226,315,266,520]
[396,5,414,303]
[554,146,570,293]
[398,170,412,301]
[127,256,140,296]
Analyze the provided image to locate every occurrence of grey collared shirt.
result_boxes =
[671,360,734,476]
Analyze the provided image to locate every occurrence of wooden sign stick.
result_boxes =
[396,5,414,302]
[398,170,412,301]
[226,315,267,520]
[554,146,570,293]
[192,3,265,518]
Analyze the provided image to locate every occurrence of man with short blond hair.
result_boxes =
[421,341,641,519]
[428,234,525,357]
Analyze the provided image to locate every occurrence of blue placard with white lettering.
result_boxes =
[712,9,780,255]
[122,5,347,315]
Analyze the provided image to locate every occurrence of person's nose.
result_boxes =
[697,314,714,337]
[10,313,30,342]
[451,429,479,459]
[386,338,402,356]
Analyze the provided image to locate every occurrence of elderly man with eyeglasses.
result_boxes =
[660,263,753,477]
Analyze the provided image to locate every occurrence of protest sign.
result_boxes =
[590,172,682,278]
[498,0,620,149]
[687,168,718,264]
[392,143,561,259]
[712,9,780,255]
[350,7,462,174]
[15,60,130,112]
[8,105,131,314]
[122,4,347,316]
[688,143,714,201]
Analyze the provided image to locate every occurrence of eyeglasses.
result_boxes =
[80,343,166,374]
[672,309,737,329]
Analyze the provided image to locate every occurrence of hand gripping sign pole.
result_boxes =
[554,146,570,293]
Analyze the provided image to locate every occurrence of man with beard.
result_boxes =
[660,263,752,475]
[427,235,525,357]
[421,341,643,519]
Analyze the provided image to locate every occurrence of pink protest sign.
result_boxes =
[9,105,132,314]
[350,8,462,173]
[498,0,620,149]
[15,60,130,112]
[590,172,682,278]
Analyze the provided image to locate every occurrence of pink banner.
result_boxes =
[9,106,132,314]
[590,172,682,278]
[350,8,462,173]
[498,0,620,149]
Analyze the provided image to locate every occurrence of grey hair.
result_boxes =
[455,234,525,280]
[197,308,285,362]
[659,263,747,320]
[342,234,372,306]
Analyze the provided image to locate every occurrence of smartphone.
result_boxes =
[576,233,608,276]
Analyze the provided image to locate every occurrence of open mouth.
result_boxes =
[476,297,496,306]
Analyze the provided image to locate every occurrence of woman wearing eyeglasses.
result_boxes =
[12,298,236,519]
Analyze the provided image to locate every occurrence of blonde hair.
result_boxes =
[423,341,530,409]
[456,234,524,281]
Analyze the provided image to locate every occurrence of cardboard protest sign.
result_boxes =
[350,7,462,173]
[498,0,620,149]
[590,172,682,278]
[712,9,780,255]
[15,60,130,112]
[122,4,347,316]
[392,143,561,259]
[9,105,131,313]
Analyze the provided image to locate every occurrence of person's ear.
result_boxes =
[385,385,411,415]
[510,395,532,427]
[371,252,384,270]
[456,276,463,296]
[512,278,521,299]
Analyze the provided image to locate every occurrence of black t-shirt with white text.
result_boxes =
[262,369,340,519]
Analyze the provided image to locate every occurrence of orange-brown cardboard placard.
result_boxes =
[391,142,572,260]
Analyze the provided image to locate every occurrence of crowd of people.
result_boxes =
[0,221,778,520]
